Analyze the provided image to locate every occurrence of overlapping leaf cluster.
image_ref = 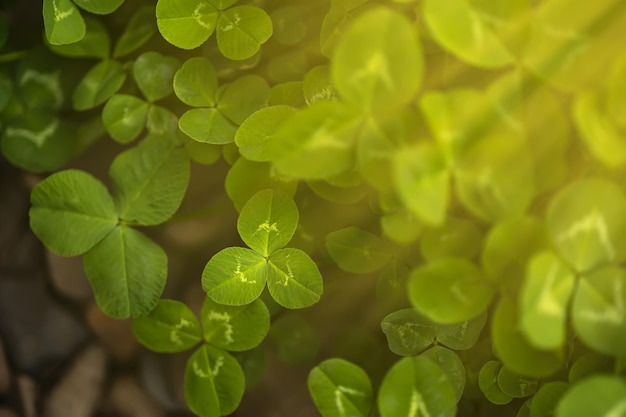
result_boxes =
[2,0,626,416]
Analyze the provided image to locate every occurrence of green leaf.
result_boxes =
[185,345,245,417]
[218,75,270,125]
[479,361,513,405]
[237,189,298,257]
[381,309,436,356]
[202,247,267,306]
[421,346,466,402]
[304,65,337,105]
[497,366,538,398]
[520,251,575,350]
[224,158,297,211]
[568,352,614,384]
[235,105,296,162]
[201,297,269,351]
[331,6,423,114]
[0,71,11,112]
[325,227,394,274]
[393,142,449,227]
[29,169,117,256]
[419,89,495,166]
[268,81,305,107]
[216,6,273,60]
[102,94,149,144]
[420,217,483,262]
[43,0,86,45]
[436,312,487,351]
[481,216,549,285]
[307,179,369,206]
[572,267,626,357]
[529,382,569,417]
[556,376,626,417]
[84,226,167,318]
[73,0,124,14]
[378,356,457,417]
[492,297,564,378]
[113,6,157,58]
[422,0,513,68]
[174,57,218,107]
[574,92,626,169]
[110,135,190,226]
[380,208,422,246]
[547,178,626,273]
[308,358,373,417]
[73,60,126,111]
[454,134,535,223]
[269,101,361,180]
[179,108,237,144]
[133,52,180,103]
[156,0,218,50]
[181,135,222,165]
[146,105,179,135]
[408,258,494,324]
[47,16,110,59]
[132,299,202,352]
[1,113,76,173]
[267,248,323,309]
[208,0,238,10]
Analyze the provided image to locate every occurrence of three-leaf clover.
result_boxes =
[202,189,323,309]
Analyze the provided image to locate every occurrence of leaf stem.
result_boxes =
[0,50,28,62]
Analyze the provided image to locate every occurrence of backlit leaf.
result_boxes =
[422,0,514,68]
[235,105,296,162]
[179,108,237,144]
[156,0,219,50]
[393,142,449,227]
[218,75,270,125]
[47,16,109,59]
[216,6,273,60]
[132,299,202,353]
[408,258,494,324]
[378,356,457,417]
[185,344,245,417]
[237,189,298,257]
[520,251,575,350]
[572,266,626,357]
[308,358,373,417]
[201,297,269,351]
[492,297,564,378]
[555,376,626,417]
[202,247,267,306]
[547,178,626,273]
[43,0,86,45]
[173,57,218,107]
[224,158,297,211]
[331,6,423,114]
[267,248,323,309]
